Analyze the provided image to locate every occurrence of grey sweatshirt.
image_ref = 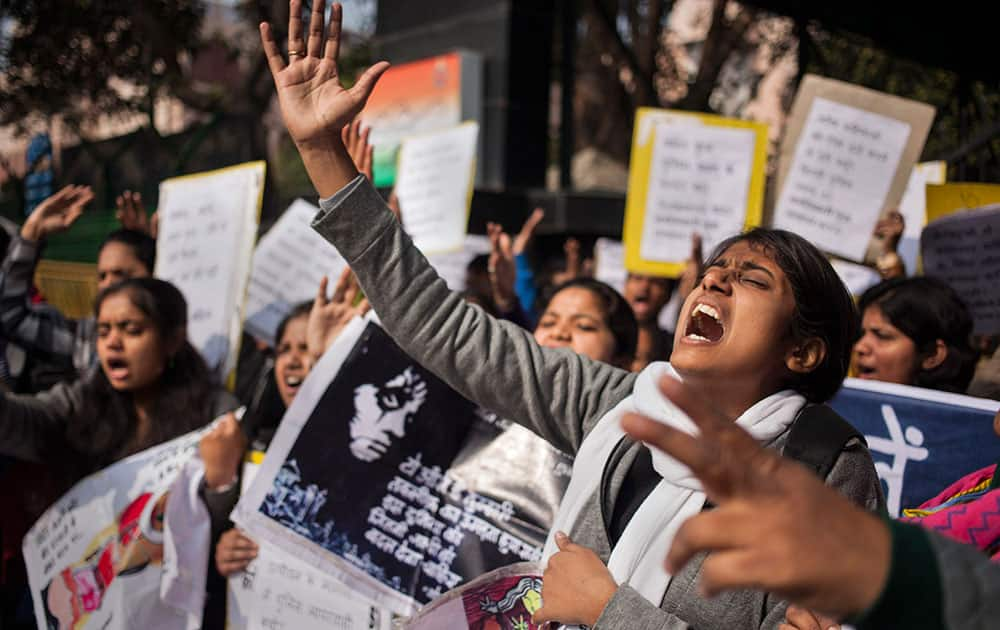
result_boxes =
[313,176,884,629]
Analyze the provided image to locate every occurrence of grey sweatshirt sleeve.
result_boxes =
[311,176,637,455]
[0,236,78,366]
[824,437,886,512]
[597,586,692,630]
[0,380,79,462]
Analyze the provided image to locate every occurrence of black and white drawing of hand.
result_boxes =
[349,367,428,461]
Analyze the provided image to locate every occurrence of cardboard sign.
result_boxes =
[830,258,882,297]
[360,52,483,188]
[594,238,627,295]
[772,75,935,262]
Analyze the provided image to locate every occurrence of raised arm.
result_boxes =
[260,1,636,452]
[0,186,94,368]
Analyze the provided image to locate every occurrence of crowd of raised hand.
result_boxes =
[0,2,998,629]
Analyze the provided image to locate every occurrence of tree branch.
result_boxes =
[587,0,657,106]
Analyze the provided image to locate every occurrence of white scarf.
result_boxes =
[541,362,805,611]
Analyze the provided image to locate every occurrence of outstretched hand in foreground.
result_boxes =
[260,0,389,198]
[621,377,891,621]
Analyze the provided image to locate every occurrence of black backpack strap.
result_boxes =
[783,404,866,481]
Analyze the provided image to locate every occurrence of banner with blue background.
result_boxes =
[830,378,1000,517]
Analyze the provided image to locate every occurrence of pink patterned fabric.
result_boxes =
[901,463,1000,561]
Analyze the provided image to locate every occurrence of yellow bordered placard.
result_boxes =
[623,108,768,278]
[926,182,1000,224]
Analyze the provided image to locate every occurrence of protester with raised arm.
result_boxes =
[260,3,881,627]
[0,186,158,378]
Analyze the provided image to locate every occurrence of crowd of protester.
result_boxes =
[1,1,999,628]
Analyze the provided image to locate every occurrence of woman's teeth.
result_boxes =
[685,303,724,342]
[285,375,303,387]
[692,303,721,321]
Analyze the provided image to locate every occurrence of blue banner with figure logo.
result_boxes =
[830,378,1000,517]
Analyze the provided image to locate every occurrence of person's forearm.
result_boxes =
[311,178,636,454]
[851,519,943,629]
[0,236,76,365]
[296,139,359,199]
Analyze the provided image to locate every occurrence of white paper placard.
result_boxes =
[773,98,912,261]
[594,238,627,295]
[395,123,479,255]
[245,545,393,630]
[425,234,491,292]
[155,163,264,380]
[244,199,350,346]
[639,122,755,263]
[830,259,882,297]
[921,204,1000,335]
[896,161,947,273]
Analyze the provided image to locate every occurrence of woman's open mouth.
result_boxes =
[106,358,130,380]
[854,364,877,379]
[684,303,724,343]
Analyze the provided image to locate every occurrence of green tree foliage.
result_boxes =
[0,0,205,134]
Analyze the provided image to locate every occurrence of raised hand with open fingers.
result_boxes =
[307,268,370,361]
[115,190,159,238]
[341,118,374,182]
[532,531,617,627]
[21,185,94,241]
[512,207,545,256]
[486,222,517,313]
[620,377,891,620]
[550,238,582,286]
[260,0,389,196]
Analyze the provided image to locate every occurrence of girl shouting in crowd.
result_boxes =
[853,276,978,393]
[0,278,237,487]
[259,3,882,628]
[0,187,158,380]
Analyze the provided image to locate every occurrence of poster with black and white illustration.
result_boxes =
[233,316,573,616]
